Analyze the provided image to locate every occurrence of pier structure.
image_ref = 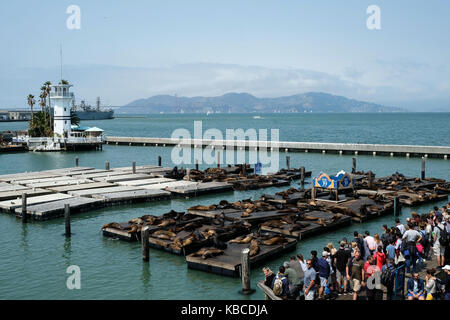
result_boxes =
[105,137,450,159]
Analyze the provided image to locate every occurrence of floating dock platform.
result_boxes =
[185,235,297,277]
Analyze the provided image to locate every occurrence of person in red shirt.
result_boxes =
[373,245,386,270]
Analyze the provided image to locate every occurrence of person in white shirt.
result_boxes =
[395,218,406,235]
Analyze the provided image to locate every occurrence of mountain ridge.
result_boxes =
[119,92,404,113]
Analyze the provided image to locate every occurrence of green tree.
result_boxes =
[70,110,80,126]
[28,111,53,137]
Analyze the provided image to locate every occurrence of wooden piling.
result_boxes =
[142,226,150,262]
[242,163,247,176]
[240,248,253,294]
[195,159,199,171]
[312,187,316,200]
[158,156,162,167]
[75,157,79,167]
[352,158,356,174]
[132,161,136,174]
[368,171,374,189]
[21,193,27,223]
[421,157,425,180]
[286,156,290,170]
[217,152,221,168]
[64,203,71,237]
[105,161,110,171]
[300,166,305,185]
[394,196,398,216]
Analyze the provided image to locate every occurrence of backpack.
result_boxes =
[381,266,395,286]
[273,276,285,296]
[437,226,449,247]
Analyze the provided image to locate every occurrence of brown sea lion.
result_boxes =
[189,205,217,211]
[249,239,260,257]
[102,222,122,230]
[128,218,144,225]
[316,218,327,227]
[157,219,176,227]
[192,247,224,259]
[261,236,288,246]
[153,230,177,238]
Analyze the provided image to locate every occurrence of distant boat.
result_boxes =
[71,97,114,120]
[253,115,262,119]
[206,111,212,116]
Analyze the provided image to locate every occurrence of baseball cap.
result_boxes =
[322,251,329,257]
[443,265,450,271]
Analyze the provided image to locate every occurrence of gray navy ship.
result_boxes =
[71,97,114,120]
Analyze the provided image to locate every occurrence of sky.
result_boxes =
[0,0,449,110]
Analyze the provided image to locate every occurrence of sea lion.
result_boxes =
[212,235,227,250]
[248,239,260,257]
[129,218,144,225]
[157,218,176,227]
[230,234,253,244]
[153,230,177,238]
[316,218,327,227]
[189,205,217,211]
[184,221,204,231]
[102,222,122,230]
[192,247,224,260]
[261,236,288,246]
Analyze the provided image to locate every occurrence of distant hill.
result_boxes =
[118,92,404,113]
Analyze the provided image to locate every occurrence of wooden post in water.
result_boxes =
[368,171,374,189]
[286,156,290,170]
[352,158,356,174]
[240,248,254,294]
[394,196,398,216]
[421,157,425,180]
[21,193,27,223]
[75,156,79,167]
[300,166,305,185]
[312,187,316,200]
[158,156,162,167]
[132,161,136,174]
[195,159,199,171]
[105,161,110,171]
[64,204,71,237]
[217,151,221,168]
[242,163,247,176]
[141,226,150,262]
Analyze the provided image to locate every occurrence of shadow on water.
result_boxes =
[20,222,29,253]
[141,262,151,290]
[63,237,72,263]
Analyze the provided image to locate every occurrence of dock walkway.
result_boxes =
[106,137,450,159]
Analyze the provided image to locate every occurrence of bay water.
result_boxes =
[0,113,449,299]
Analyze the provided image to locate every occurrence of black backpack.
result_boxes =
[437,225,449,247]
[381,266,395,286]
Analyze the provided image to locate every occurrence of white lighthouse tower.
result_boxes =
[50,82,74,139]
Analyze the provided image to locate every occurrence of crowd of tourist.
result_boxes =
[262,203,450,300]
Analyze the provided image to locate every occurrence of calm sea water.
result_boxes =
[0,113,449,300]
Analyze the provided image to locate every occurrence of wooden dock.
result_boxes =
[185,234,297,277]
[260,211,352,240]
[106,136,450,159]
